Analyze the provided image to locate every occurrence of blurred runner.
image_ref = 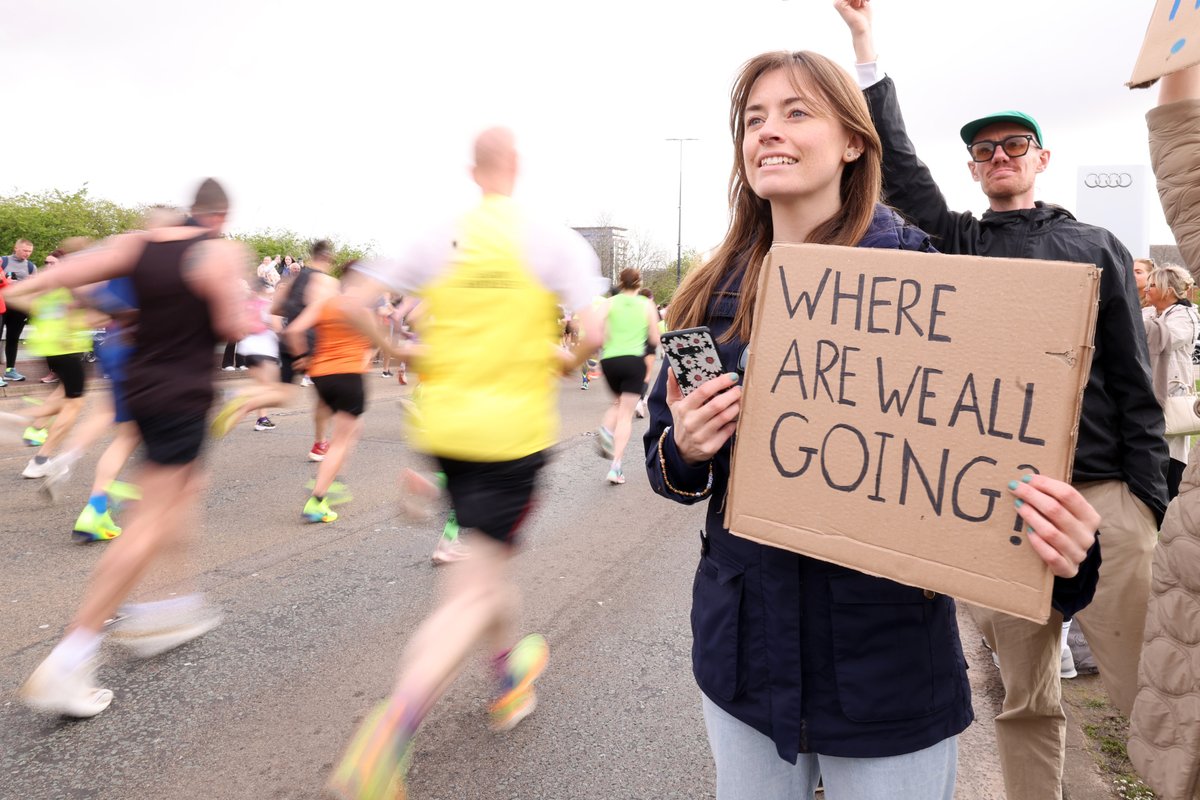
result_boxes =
[326,128,602,799]
[14,178,248,718]
[284,265,410,523]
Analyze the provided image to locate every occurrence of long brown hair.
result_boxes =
[668,51,883,343]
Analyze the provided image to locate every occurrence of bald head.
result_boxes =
[472,126,518,196]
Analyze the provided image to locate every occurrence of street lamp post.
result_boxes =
[666,137,697,287]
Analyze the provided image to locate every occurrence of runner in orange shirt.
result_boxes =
[285,264,412,523]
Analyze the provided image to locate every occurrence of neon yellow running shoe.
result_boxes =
[22,426,47,447]
[302,496,338,523]
[73,505,122,543]
[210,395,251,438]
[327,702,412,800]
[490,633,549,731]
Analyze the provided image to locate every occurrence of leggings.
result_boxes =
[2,310,27,368]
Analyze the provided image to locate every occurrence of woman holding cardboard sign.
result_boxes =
[643,49,1102,799]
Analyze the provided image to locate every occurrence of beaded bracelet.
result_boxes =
[658,427,714,498]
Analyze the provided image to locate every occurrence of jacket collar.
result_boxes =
[980,200,1077,227]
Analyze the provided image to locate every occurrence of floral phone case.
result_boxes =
[661,326,725,396]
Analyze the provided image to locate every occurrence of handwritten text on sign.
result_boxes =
[726,244,1098,622]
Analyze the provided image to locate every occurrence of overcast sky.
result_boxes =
[1,0,1184,260]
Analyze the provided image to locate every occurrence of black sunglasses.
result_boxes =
[967,134,1038,163]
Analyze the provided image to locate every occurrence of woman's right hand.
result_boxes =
[666,370,742,465]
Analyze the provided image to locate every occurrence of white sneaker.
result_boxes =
[221,366,236,372]
[20,656,113,718]
[635,399,647,419]
[22,457,52,479]
[431,538,470,565]
[110,600,223,659]
[1060,643,1078,679]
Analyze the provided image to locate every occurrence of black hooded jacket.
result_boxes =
[864,75,1169,523]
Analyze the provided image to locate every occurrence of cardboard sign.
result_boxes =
[725,244,1099,623]
[1129,0,1200,88]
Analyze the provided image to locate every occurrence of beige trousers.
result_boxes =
[969,480,1157,800]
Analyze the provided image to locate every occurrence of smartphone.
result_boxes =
[661,326,725,396]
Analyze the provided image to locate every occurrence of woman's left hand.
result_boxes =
[1008,474,1101,578]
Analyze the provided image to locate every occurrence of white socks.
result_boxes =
[49,628,103,673]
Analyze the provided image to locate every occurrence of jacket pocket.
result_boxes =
[691,554,746,703]
[828,573,946,723]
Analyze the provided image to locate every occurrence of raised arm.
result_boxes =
[1148,64,1200,282]
[835,0,980,252]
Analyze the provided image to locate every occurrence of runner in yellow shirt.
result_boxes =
[326,127,602,800]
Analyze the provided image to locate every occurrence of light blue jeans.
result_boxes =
[702,694,957,800]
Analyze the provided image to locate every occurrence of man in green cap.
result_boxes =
[837,2,1166,799]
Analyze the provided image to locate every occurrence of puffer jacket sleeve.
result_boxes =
[1129,450,1200,800]
[863,76,980,254]
[1148,98,1200,281]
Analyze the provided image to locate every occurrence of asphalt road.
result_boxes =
[0,374,1014,799]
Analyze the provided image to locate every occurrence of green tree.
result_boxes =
[644,248,702,304]
[230,229,373,274]
[0,187,145,260]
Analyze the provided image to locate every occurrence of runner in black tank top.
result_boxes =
[15,179,250,719]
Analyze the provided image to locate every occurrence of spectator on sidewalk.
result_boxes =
[837,4,1166,799]
[1130,61,1200,800]
[2,237,38,384]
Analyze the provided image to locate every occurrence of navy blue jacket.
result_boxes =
[644,205,1100,762]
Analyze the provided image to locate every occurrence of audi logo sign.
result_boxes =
[1083,172,1133,189]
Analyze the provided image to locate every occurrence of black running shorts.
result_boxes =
[436,450,547,546]
[134,412,207,466]
[45,354,87,399]
[312,373,366,417]
[600,355,645,396]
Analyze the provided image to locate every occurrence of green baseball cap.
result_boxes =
[959,111,1044,148]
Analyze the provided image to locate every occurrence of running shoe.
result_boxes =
[380,371,393,378]
[580,379,588,390]
[635,398,648,419]
[210,394,251,438]
[490,633,549,732]
[606,467,625,485]
[5,367,26,381]
[237,365,249,371]
[110,598,223,658]
[596,426,615,459]
[0,376,6,387]
[221,366,236,372]
[22,426,47,447]
[327,702,413,800]
[40,373,59,384]
[308,440,330,461]
[254,417,276,431]
[431,537,469,565]
[303,495,338,523]
[20,656,113,718]
[300,375,314,387]
[22,457,52,479]
[72,505,122,543]
[398,371,407,385]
